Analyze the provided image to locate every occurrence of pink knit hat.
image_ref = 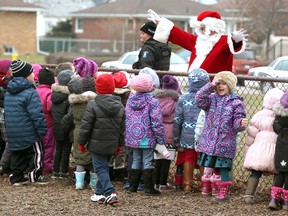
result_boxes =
[0,59,12,74]
[32,64,42,81]
[130,74,153,93]
[73,57,98,78]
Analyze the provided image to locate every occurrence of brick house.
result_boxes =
[0,0,42,55]
[69,0,226,53]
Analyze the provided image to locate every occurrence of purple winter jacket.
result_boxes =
[195,83,246,159]
[125,92,165,149]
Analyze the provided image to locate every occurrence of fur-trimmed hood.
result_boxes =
[69,91,97,104]
[52,84,70,94]
[273,102,288,117]
[153,89,180,100]
[113,87,130,95]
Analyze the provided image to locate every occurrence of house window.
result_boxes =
[75,18,83,33]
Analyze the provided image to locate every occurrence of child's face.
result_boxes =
[140,31,151,44]
[216,81,230,96]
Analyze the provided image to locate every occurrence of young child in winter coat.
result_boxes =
[51,70,74,179]
[78,74,125,205]
[195,71,247,202]
[268,90,288,210]
[125,73,165,196]
[4,59,48,185]
[153,75,181,192]
[243,88,284,204]
[173,68,210,193]
[36,68,56,174]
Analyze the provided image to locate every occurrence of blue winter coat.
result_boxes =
[4,77,47,151]
[195,83,247,159]
[125,92,165,149]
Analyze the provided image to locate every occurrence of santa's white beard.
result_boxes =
[195,32,222,56]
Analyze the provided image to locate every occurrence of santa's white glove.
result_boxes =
[231,28,248,43]
[147,9,161,24]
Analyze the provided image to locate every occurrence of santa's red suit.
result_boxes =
[154,11,246,74]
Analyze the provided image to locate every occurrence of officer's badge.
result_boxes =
[142,51,149,58]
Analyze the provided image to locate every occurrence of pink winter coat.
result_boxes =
[243,88,284,174]
[36,84,53,127]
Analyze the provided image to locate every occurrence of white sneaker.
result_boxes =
[91,194,106,204]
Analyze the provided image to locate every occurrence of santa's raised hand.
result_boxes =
[231,28,248,43]
[147,9,161,24]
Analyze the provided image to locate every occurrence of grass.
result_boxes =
[0,54,46,64]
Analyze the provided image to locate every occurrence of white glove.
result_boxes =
[231,28,248,43]
[147,9,161,24]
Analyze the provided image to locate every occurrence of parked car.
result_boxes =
[248,55,288,93]
[101,50,189,72]
[176,48,260,86]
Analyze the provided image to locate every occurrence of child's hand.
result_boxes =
[211,78,222,87]
[78,144,86,153]
[241,118,248,128]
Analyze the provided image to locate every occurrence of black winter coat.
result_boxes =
[273,103,288,172]
[78,95,125,156]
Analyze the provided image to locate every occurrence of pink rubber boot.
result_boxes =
[213,181,232,202]
[210,173,221,196]
[201,168,213,196]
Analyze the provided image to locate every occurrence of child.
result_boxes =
[51,70,74,179]
[4,59,48,185]
[243,88,284,204]
[173,68,210,193]
[68,76,97,190]
[36,68,56,174]
[268,90,288,210]
[153,75,181,192]
[195,71,247,202]
[78,74,125,205]
[125,73,165,196]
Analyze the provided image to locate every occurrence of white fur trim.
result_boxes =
[201,17,226,33]
[153,17,174,43]
[188,55,206,72]
[227,34,246,54]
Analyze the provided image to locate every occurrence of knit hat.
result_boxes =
[140,21,156,36]
[138,67,160,88]
[68,77,82,94]
[263,88,284,110]
[0,59,12,74]
[188,68,210,92]
[81,76,96,93]
[280,90,288,108]
[95,74,115,94]
[130,74,153,93]
[73,57,98,78]
[214,71,237,92]
[32,64,42,81]
[162,75,181,94]
[11,59,33,78]
[57,70,74,86]
[38,68,55,85]
[112,71,128,88]
[190,11,226,34]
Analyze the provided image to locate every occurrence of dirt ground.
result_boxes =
[0,174,287,216]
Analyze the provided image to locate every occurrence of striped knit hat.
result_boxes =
[73,57,98,78]
[11,59,33,78]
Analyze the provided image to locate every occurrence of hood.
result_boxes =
[129,92,153,111]
[7,77,35,94]
[188,68,210,92]
[273,103,288,117]
[51,84,70,104]
[153,89,180,100]
[68,91,97,104]
[95,95,122,116]
[262,88,284,110]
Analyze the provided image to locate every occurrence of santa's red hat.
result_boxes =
[190,11,226,33]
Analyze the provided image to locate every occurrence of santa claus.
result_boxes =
[148,9,247,74]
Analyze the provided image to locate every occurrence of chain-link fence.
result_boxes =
[45,65,287,190]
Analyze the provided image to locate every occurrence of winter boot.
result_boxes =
[143,169,161,196]
[183,163,194,193]
[213,181,232,202]
[283,189,288,211]
[268,186,283,210]
[128,169,142,193]
[75,171,86,190]
[175,174,183,191]
[243,177,259,204]
[201,168,213,196]
[89,172,98,190]
[210,174,221,196]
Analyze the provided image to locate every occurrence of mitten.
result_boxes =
[211,78,221,87]
[116,146,122,156]
[231,28,248,43]
[78,144,86,153]
[241,118,248,127]
[147,9,161,24]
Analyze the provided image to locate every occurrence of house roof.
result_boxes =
[70,0,224,19]
[0,0,43,12]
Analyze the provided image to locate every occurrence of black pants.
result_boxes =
[53,139,72,174]
[274,171,288,190]
[10,141,44,184]
[154,159,171,185]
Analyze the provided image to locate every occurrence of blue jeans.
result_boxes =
[92,153,115,196]
[131,148,154,170]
